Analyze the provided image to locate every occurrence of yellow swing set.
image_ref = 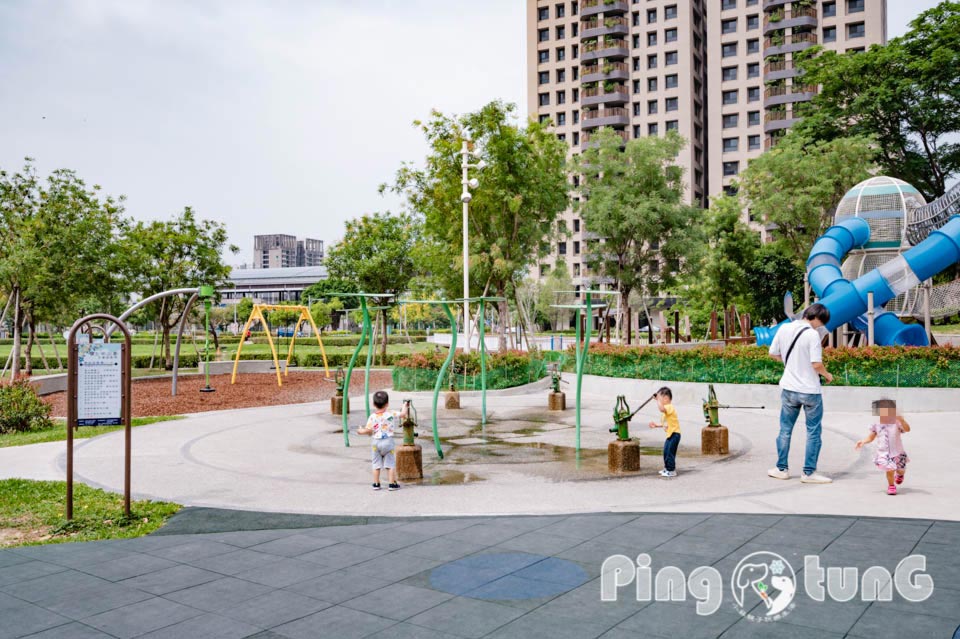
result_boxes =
[231,304,329,387]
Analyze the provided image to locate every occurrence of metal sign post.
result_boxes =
[66,314,133,520]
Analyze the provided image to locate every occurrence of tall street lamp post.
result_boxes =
[460,138,485,353]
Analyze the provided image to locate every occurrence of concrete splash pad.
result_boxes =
[2,375,957,521]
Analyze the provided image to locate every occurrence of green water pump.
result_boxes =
[401,399,418,446]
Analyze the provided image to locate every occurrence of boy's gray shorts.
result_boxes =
[371,438,396,469]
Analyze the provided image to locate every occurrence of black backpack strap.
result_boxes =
[784,326,811,366]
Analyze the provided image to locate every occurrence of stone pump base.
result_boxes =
[701,425,729,455]
[608,439,641,473]
[396,444,423,480]
[548,391,566,411]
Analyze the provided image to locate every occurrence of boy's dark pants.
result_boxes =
[663,433,681,471]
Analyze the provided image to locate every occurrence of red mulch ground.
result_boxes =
[44,371,394,418]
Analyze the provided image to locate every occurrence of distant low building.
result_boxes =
[254,234,324,268]
[222,265,327,304]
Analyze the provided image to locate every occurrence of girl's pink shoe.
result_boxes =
[887,485,897,495]
[895,473,904,485]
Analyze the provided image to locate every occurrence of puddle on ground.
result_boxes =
[415,469,485,485]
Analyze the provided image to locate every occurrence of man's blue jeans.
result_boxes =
[776,389,823,475]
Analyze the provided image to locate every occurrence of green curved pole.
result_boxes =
[574,307,582,452]
[342,302,369,447]
[362,300,373,418]
[478,298,487,426]
[430,302,456,460]
[579,293,593,454]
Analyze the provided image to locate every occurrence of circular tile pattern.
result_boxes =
[429,552,589,600]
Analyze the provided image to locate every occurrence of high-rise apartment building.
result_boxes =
[254,234,324,269]
[707,0,886,203]
[527,0,886,282]
[527,0,708,287]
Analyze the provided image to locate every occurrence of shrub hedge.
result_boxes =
[392,350,549,391]
[0,379,53,434]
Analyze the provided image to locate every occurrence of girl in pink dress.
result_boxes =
[855,399,911,495]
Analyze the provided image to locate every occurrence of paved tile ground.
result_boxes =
[2,509,958,639]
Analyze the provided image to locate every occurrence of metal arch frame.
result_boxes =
[230,303,330,387]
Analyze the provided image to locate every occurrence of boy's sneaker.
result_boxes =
[388,483,400,491]
[767,468,790,480]
[800,472,833,484]
[372,483,381,491]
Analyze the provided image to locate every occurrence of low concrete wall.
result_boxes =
[27,374,68,396]
[568,373,960,413]
[200,361,287,376]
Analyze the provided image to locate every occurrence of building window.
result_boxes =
[665,74,678,89]
[571,0,578,16]
[633,79,641,94]
[573,110,580,123]
[556,25,566,39]
[633,56,641,71]
[747,62,760,78]
[557,90,566,104]
[633,124,642,139]
[572,66,579,80]
[724,185,738,196]
[648,100,658,114]
[538,71,549,85]
[823,2,837,17]
[665,28,678,43]
[573,241,580,255]
[574,262,581,276]
[723,137,739,152]
[557,69,566,83]
[666,120,678,131]
[847,46,865,53]
[539,114,549,124]
[539,93,550,107]
[648,77,658,92]
[823,26,837,43]
[648,54,658,69]
[556,2,565,18]
[632,102,642,116]
[664,5,677,19]
[748,110,760,126]
[721,18,737,34]
[538,50,549,63]
[665,97,678,111]
[632,11,641,26]
[647,32,657,46]
[573,219,580,232]
[748,134,761,150]
[747,86,759,102]
[648,123,659,135]
[647,8,657,23]
[538,7,549,21]
[847,0,864,13]
[722,66,738,81]
[557,133,566,142]
[721,0,736,9]
[557,112,567,126]
[538,28,549,43]
[847,22,865,39]
[746,14,759,30]
[572,44,578,58]
[573,88,579,102]
[722,42,737,57]
[723,161,740,176]
[722,113,739,128]
[746,39,759,54]
[557,47,566,61]
[746,0,758,4]
[633,34,641,48]
[665,51,678,65]
[722,90,738,105]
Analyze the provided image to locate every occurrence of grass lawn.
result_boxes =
[0,416,183,448]
[0,478,180,547]
[932,323,960,334]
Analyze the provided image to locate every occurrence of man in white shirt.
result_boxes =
[767,303,835,484]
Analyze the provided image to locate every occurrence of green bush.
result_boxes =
[0,379,53,434]
[392,350,549,391]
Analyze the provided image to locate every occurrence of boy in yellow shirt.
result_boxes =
[648,386,680,477]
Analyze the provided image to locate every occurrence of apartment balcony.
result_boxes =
[581,107,630,129]
[581,61,629,83]
[581,38,629,62]
[763,6,818,34]
[762,0,793,8]
[581,16,629,39]
[764,134,787,151]
[582,129,629,148]
[581,0,629,18]
[581,84,630,106]
[764,31,817,56]
[763,109,799,133]
[764,59,801,81]
[763,83,817,107]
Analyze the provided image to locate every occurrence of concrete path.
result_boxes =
[1,509,958,639]
[2,378,957,521]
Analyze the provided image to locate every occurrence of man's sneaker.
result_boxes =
[388,483,400,491]
[658,469,669,477]
[800,472,833,484]
[665,470,677,477]
[767,468,790,480]
[372,483,381,491]
[887,485,897,495]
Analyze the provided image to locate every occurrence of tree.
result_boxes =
[537,263,574,330]
[737,132,877,267]
[124,208,237,368]
[744,244,805,326]
[572,128,700,344]
[324,212,419,360]
[384,100,570,350]
[795,2,960,199]
[697,194,761,313]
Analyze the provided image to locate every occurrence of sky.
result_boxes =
[0,0,944,266]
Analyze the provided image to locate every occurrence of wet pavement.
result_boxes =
[1,508,958,638]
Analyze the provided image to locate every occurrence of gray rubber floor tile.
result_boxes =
[444,523,532,546]
[296,543,387,569]
[191,549,284,577]
[340,583,453,621]
[719,619,844,638]
[77,553,179,582]
[396,535,489,562]
[391,519,483,538]
[118,563,224,595]
[406,596,525,638]
[270,605,394,639]
[219,589,332,628]
[493,530,584,556]
[232,557,338,589]
[363,622,460,639]
[200,529,305,548]
[0,560,67,588]
[0,550,32,569]
[776,596,870,634]
[245,534,341,558]
[18,621,116,638]
[0,600,71,639]
[163,576,273,612]
[485,608,613,639]
[82,596,204,638]
[350,552,444,582]
[614,600,742,639]
[847,603,960,637]
[283,568,390,604]
[145,539,240,563]
[136,612,262,638]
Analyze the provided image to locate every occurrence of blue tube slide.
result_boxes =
[809,215,960,346]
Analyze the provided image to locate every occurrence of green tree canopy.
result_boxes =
[537,262,575,331]
[384,100,570,349]
[744,244,805,326]
[795,1,960,199]
[736,132,877,266]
